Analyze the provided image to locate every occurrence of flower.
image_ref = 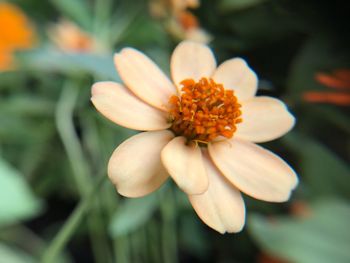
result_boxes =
[302,69,350,106]
[171,0,200,11]
[91,41,298,233]
[150,0,199,16]
[48,19,98,53]
[0,2,36,71]
[149,0,211,43]
[167,10,212,43]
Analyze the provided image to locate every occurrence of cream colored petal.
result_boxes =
[212,58,258,101]
[208,139,298,202]
[236,96,295,143]
[171,41,216,90]
[161,136,208,194]
[108,131,174,197]
[189,150,245,234]
[114,48,176,111]
[91,81,171,131]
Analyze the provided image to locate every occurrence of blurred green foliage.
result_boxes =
[109,192,159,237]
[0,0,349,262]
[249,199,350,263]
[0,159,42,227]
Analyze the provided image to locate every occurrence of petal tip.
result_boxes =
[117,187,149,198]
[291,174,299,189]
[91,81,103,96]
[113,52,121,61]
[216,227,226,235]
[120,47,137,55]
[207,218,245,234]
[269,189,295,203]
[280,109,297,138]
[232,57,247,66]
[288,111,296,129]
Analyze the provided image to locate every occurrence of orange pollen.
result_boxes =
[168,78,242,143]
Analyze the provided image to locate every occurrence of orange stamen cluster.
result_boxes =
[168,78,242,143]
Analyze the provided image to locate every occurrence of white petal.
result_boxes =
[161,136,208,194]
[171,41,216,90]
[236,96,295,143]
[212,58,258,101]
[91,81,171,131]
[108,131,174,197]
[208,139,298,202]
[189,150,246,234]
[114,48,176,111]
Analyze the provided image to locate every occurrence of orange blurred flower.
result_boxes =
[0,2,36,71]
[169,9,211,43]
[48,19,98,53]
[150,0,211,43]
[303,69,350,106]
[171,0,200,12]
[178,10,199,30]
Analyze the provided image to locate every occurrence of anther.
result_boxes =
[168,77,242,143]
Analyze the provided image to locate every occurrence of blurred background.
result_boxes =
[0,0,349,262]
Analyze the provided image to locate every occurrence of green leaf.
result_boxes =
[282,132,350,198]
[0,158,42,227]
[225,2,296,49]
[220,0,268,12]
[0,243,35,263]
[109,193,159,237]
[0,72,26,91]
[179,215,210,259]
[17,49,119,81]
[121,14,168,47]
[50,0,91,29]
[295,104,350,135]
[249,199,350,263]
[0,96,54,116]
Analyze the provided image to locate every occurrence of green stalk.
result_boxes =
[104,184,129,263]
[42,175,107,263]
[148,219,162,263]
[55,81,111,263]
[0,225,46,260]
[160,187,179,263]
[81,106,131,263]
[55,82,90,194]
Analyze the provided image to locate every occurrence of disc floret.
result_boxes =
[169,77,242,143]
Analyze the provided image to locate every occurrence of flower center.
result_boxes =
[168,78,242,143]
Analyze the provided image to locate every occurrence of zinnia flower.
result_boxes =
[0,2,36,71]
[168,10,211,43]
[150,0,211,43]
[171,0,200,11]
[91,41,298,233]
[48,19,98,53]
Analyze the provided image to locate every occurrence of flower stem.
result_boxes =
[55,81,90,194]
[55,81,111,263]
[41,174,107,263]
[160,186,179,263]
